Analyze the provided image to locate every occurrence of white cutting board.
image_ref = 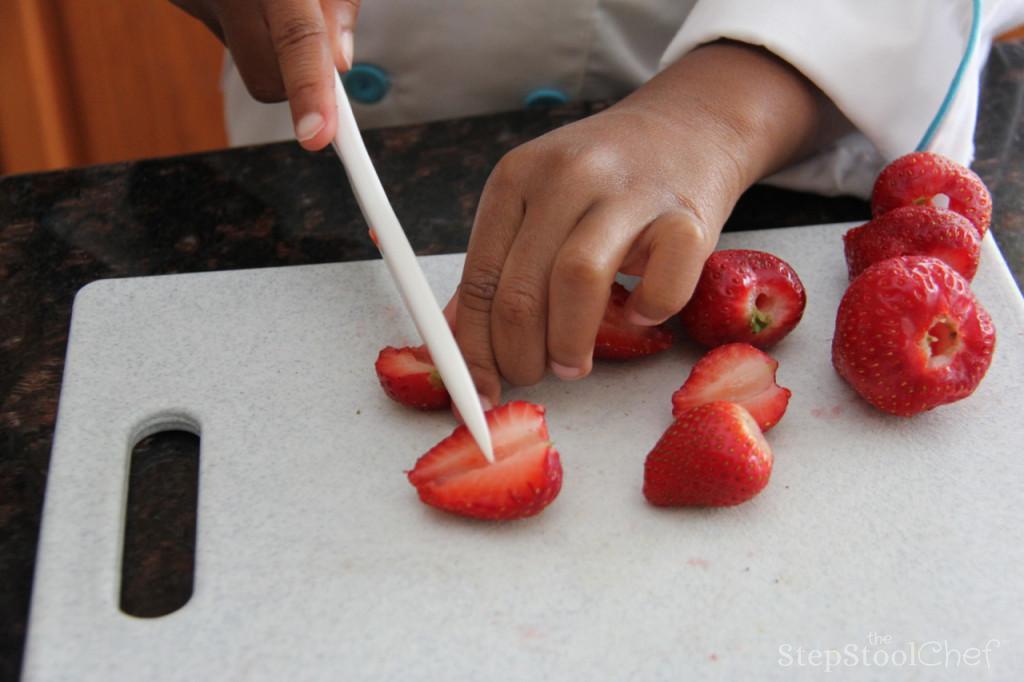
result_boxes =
[25,223,1024,681]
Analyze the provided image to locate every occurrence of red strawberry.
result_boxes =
[832,256,996,416]
[407,401,562,520]
[593,282,674,360]
[643,401,772,507]
[843,205,980,281]
[679,249,806,349]
[375,345,450,410]
[671,343,791,432]
[871,152,991,237]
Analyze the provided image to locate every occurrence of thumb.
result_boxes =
[323,0,360,71]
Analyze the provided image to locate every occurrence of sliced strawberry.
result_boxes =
[832,256,996,416]
[407,401,562,520]
[593,283,674,360]
[679,249,806,349]
[843,205,981,281]
[871,152,991,237]
[375,345,450,411]
[671,343,791,431]
[644,401,773,507]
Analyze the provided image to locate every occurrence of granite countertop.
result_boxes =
[1,41,1021,681]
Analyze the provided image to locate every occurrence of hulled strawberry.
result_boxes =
[679,249,806,349]
[871,152,991,237]
[843,205,980,281]
[375,345,450,410]
[644,401,772,507]
[593,282,674,360]
[671,343,791,432]
[407,401,562,520]
[832,256,996,416]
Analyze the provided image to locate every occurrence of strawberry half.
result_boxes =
[843,205,981,281]
[671,343,791,432]
[593,282,674,360]
[832,256,996,416]
[871,152,991,237]
[407,401,562,520]
[375,345,450,411]
[679,249,806,349]
[644,401,772,507]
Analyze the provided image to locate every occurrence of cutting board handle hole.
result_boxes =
[119,427,200,618]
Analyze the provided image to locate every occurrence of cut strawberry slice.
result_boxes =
[593,283,674,360]
[407,401,562,520]
[375,345,450,411]
[671,343,791,431]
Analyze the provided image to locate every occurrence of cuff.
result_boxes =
[661,0,982,166]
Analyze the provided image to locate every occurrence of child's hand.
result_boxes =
[171,0,360,149]
[453,42,826,406]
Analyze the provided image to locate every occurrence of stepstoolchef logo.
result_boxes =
[777,632,1003,672]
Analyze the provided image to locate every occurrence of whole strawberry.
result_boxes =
[832,256,996,416]
[843,205,981,281]
[643,401,772,507]
[871,152,991,237]
[679,249,806,349]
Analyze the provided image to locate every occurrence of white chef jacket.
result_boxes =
[223,0,1024,198]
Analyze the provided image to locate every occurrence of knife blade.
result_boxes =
[329,71,494,463]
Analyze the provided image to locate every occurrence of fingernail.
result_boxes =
[340,30,354,70]
[478,394,493,411]
[295,112,325,142]
[627,310,661,326]
[550,362,584,381]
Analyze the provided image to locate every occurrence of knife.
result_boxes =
[329,71,495,463]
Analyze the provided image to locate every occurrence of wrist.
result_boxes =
[617,40,825,194]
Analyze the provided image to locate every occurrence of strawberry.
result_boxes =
[593,282,674,360]
[375,345,450,410]
[832,256,996,416]
[643,401,772,507]
[843,205,981,281]
[679,249,806,349]
[671,343,791,432]
[407,401,562,520]
[871,152,991,237]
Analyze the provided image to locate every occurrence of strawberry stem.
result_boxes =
[750,309,772,334]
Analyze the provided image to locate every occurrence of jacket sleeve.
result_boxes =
[660,0,1024,197]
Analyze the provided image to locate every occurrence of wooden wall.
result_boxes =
[0,0,226,175]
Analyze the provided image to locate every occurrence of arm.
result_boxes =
[454,41,827,404]
[666,0,1024,182]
